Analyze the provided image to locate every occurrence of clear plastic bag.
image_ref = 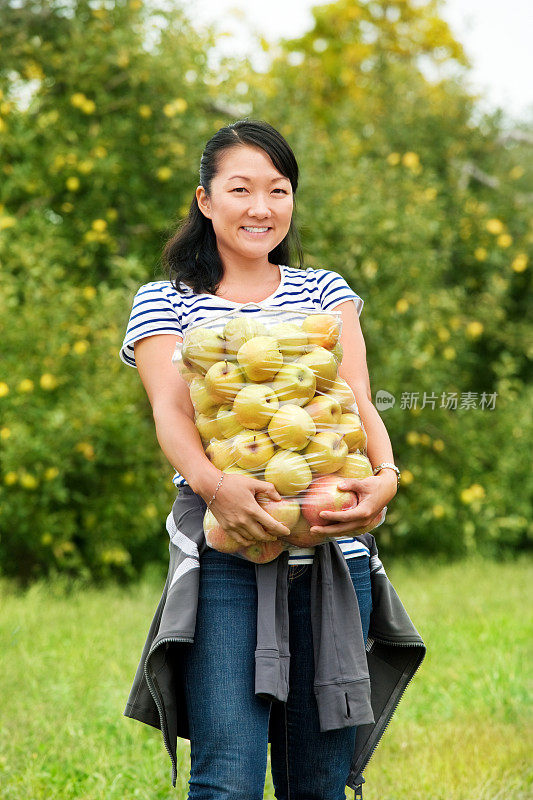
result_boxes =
[172,303,387,563]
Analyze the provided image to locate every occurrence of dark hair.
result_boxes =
[162,118,305,295]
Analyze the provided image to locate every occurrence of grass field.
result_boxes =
[1,553,531,799]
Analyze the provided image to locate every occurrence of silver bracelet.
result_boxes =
[207,473,225,510]
[373,462,401,487]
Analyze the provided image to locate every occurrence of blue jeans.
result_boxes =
[183,549,372,800]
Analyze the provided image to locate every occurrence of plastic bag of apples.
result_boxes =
[172,303,387,563]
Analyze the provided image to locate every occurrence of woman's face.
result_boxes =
[196,145,294,265]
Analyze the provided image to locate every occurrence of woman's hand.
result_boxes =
[309,471,398,537]
[209,473,292,547]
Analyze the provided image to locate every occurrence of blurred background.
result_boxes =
[0,2,531,797]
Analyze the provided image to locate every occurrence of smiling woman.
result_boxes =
[119,118,417,800]
[193,145,295,290]
[161,119,304,297]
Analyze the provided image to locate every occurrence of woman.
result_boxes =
[120,119,402,799]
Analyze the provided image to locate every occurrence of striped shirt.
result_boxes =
[119,264,371,564]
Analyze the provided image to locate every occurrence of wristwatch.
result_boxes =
[373,462,401,487]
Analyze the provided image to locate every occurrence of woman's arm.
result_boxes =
[134,334,222,499]
[309,300,398,535]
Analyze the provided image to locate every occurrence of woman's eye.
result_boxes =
[231,188,287,194]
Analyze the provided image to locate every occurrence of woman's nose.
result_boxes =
[248,196,272,217]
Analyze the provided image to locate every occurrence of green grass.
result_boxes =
[1,554,531,799]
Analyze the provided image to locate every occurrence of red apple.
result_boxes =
[301,474,359,529]
[280,513,329,547]
[203,508,242,553]
[238,539,286,563]
[205,524,242,554]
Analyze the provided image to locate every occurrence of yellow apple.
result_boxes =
[223,316,269,358]
[296,346,338,391]
[302,431,349,474]
[195,411,219,443]
[204,360,246,402]
[267,404,316,451]
[269,322,309,360]
[237,335,283,382]
[256,494,301,531]
[182,327,226,375]
[216,404,244,439]
[337,452,373,479]
[264,450,313,496]
[331,340,343,365]
[233,430,274,470]
[271,362,316,407]
[337,412,367,452]
[326,377,357,412]
[301,313,341,350]
[189,376,221,415]
[302,394,342,429]
[175,354,197,384]
[205,438,237,471]
[224,465,249,476]
[233,384,279,430]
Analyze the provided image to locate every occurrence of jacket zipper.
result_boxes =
[356,636,426,781]
[143,635,194,780]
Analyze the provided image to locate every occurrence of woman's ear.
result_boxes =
[196,185,211,218]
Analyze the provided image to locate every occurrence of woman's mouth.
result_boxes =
[241,226,271,237]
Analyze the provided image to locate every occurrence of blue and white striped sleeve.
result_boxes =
[119,282,183,368]
[315,269,364,317]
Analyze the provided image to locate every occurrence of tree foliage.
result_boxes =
[0,0,531,584]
